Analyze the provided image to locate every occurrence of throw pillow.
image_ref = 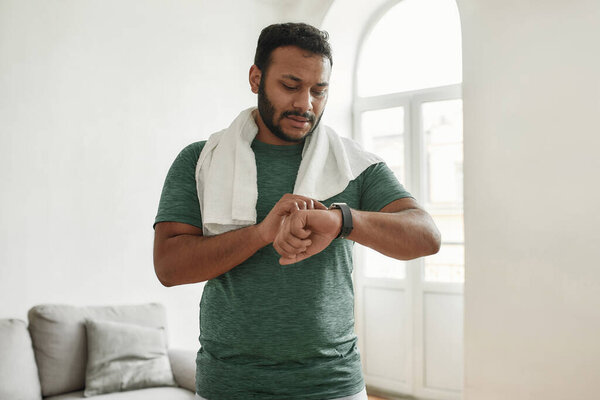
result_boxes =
[28,303,168,397]
[83,318,176,397]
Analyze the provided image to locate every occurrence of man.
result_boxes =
[154,23,440,400]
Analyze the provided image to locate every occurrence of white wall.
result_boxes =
[322,0,391,138]
[0,0,332,349]
[460,0,600,398]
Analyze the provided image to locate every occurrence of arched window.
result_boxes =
[357,0,462,96]
[355,0,464,283]
[322,0,465,396]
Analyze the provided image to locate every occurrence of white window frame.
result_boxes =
[353,84,464,400]
[353,83,463,287]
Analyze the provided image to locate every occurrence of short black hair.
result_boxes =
[254,22,333,72]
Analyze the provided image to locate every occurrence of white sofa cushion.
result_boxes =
[28,303,168,397]
[168,348,198,392]
[45,387,195,400]
[0,318,42,400]
[84,319,176,396]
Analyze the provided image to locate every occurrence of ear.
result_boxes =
[249,65,262,94]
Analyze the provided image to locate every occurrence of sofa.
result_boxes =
[0,303,197,400]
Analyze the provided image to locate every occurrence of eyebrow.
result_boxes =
[281,74,329,87]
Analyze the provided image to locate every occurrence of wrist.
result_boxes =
[253,223,272,247]
[330,209,343,238]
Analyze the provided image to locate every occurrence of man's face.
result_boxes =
[253,46,331,144]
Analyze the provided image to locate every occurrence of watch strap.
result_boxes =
[329,202,353,239]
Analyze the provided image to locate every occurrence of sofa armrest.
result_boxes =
[168,348,197,393]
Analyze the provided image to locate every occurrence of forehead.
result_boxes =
[266,46,331,83]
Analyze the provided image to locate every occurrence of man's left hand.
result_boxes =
[273,209,343,265]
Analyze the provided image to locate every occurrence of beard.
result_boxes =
[257,77,324,143]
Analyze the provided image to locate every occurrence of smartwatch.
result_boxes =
[329,202,353,239]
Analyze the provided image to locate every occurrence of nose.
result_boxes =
[292,89,313,114]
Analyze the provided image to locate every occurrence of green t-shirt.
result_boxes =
[155,139,412,400]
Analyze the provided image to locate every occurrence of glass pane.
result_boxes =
[423,99,463,206]
[361,107,405,184]
[360,107,406,280]
[363,245,406,280]
[422,99,464,283]
[357,0,462,97]
[424,244,464,283]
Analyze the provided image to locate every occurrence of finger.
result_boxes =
[292,227,311,239]
[279,251,310,265]
[313,200,327,210]
[278,236,311,256]
[274,222,311,250]
[292,195,327,210]
[273,223,309,253]
[284,235,312,249]
[290,213,311,239]
[274,244,300,259]
[273,239,301,258]
[298,200,307,210]
[279,256,296,265]
[278,240,306,256]
[275,201,298,216]
[281,201,300,215]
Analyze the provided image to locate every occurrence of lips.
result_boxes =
[285,115,310,129]
[287,115,309,122]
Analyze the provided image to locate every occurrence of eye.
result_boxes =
[282,83,298,91]
[312,89,327,97]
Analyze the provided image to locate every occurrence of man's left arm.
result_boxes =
[347,197,441,260]
[273,197,441,265]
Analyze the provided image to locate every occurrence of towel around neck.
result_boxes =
[195,107,382,236]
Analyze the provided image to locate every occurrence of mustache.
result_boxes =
[281,110,316,122]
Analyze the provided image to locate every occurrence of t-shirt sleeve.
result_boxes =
[154,141,206,229]
[359,162,414,212]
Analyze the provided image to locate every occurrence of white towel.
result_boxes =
[195,107,382,236]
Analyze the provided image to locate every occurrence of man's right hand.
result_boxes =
[256,194,327,245]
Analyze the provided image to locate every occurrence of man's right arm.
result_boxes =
[153,194,324,286]
[153,221,268,286]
